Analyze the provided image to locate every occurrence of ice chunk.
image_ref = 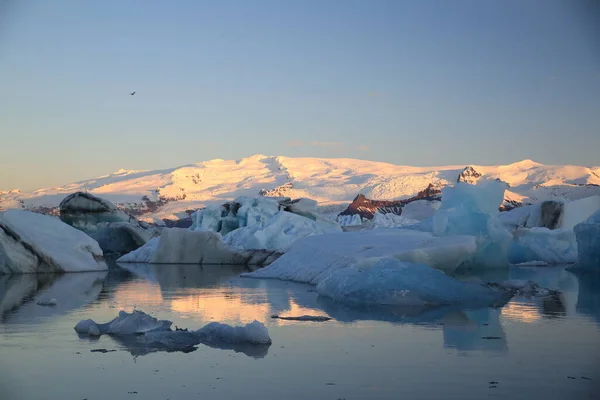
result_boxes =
[117,229,281,265]
[336,214,362,227]
[0,210,107,274]
[59,192,158,255]
[431,181,513,268]
[223,211,340,251]
[574,210,600,269]
[117,236,159,263]
[243,229,477,284]
[196,320,272,345]
[371,212,419,228]
[315,257,508,307]
[499,204,535,230]
[561,195,600,230]
[74,310,272,353]
[401,200,441,221]
[508,227,577,264]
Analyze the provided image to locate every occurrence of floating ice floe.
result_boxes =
[508,227,578,264]
[75,310,271,355]
[117,228,282,265]
[190,196,341,251]
[243,228,477,284]
[315,257,510,307]
[0,209,107,274]
[59,192,158,255]
[574,210,600,270]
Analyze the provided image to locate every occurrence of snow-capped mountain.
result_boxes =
[1,155,599,223]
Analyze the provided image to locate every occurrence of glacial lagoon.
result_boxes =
[1,264,599,400]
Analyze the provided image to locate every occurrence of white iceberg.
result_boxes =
[315,257,508,307]
[0,210,107,274]
[75,310,272,353]
[371,212,419,228]
[401,200,441,221]
[190,196,341,250]
[336,214,362,227]
[508,227,577,264]
[429,181,513,268]
[117,228,281,265]
[243,228,477,284]
[223,211,341,251]
[574,210,600,269]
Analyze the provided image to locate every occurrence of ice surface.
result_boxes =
[191,196,341,250]
[371,212,419,228]
[574,210,600,269]
[401,200,441,221]
[223,211,341,251]
[243,228,477,284]
[117,229,281,265]
[75,310,272,353]
[59,192,158,255]
[430,181,513,268]
[0,210,107,274]
[316,257,508,307]
[196,320,272,345]
[336,214,362,227]
[561,195,600,230]
[509,227,577,264]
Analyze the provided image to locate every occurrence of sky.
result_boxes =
[1,0,599,191]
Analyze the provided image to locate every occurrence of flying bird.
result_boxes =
[130,91,136,95]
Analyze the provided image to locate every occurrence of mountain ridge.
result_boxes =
[1,155,599,222]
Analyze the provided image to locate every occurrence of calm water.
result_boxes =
[1,264,599,400]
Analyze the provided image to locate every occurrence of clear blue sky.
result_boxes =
[1,0,599,191]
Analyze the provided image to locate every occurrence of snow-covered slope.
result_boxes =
[1,155,599,222]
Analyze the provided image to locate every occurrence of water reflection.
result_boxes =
[0,272,107,323]
[570,269,600,325]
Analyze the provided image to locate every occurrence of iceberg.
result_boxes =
[223,211,340,251]
[190,196,341,250]
[508,227,578,264]
[336,214,362,227]
[315,257,509,307]
[401,200,441,221]
[429,181,513,269]
[59,192,158,255]
[243,228,477,284]
[0,210,107,274]
[75,310,272,354]
[574,210,600,269]
[371,212,419,228]
[117,228,282,265]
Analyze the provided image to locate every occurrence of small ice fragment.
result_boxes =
[36,298,57,306]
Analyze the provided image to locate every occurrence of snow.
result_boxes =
[117,229,281,265]
[75,310,272,351]
[315,257,508,307]
[3,155,600,223]
[0,210,107,274]
[243,228,477,284]
[429,181,513,268]
[574,210,600,269]
[508,227,577,264]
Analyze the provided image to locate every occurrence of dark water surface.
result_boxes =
[1,264,599,400]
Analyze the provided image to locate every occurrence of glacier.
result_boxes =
[0,210,107,274]
[574,210,600,270]
[75,310,272,354]
[59,192,158,255]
